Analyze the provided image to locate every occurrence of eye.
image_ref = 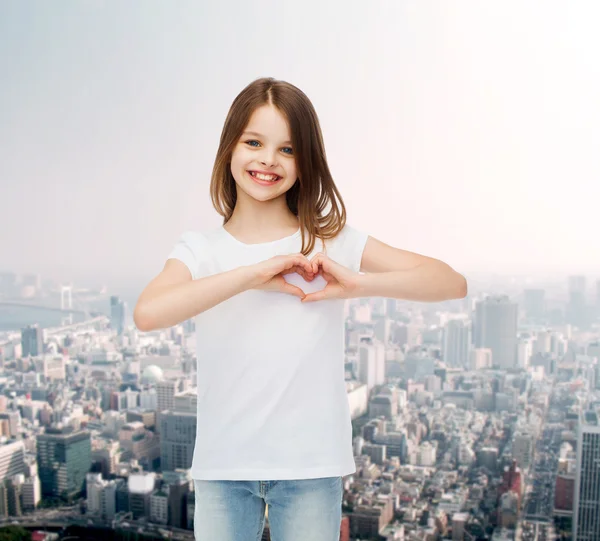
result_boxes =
[245,139,294,156]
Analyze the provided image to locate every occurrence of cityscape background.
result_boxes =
[1,2,599,541]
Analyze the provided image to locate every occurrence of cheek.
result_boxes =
[285,161,298,180]
[230,149,246,171]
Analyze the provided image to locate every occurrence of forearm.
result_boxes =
[355,261,467,302]
[134,266,255,331]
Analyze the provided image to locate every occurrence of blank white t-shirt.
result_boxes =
[166,223,369,480]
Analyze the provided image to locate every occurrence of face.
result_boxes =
[230,104,298,203]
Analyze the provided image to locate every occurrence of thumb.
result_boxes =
[301,289,329,303]
[281,282,306,299]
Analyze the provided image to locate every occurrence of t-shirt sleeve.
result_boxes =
[166,231,209,280]
[332,223,370,273]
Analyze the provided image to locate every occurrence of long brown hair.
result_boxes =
[209,77,347,256]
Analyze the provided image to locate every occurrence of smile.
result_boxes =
[247,170,282,185]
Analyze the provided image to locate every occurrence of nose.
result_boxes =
[260,149,278,168]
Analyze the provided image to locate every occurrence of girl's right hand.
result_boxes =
[248,253,316,299]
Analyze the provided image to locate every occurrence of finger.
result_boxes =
[311,255,326,274]
[282,265,301,276]
[298,256,315,274]
[310,256,320,274]
[301,289,328,303]
[289,255,309,273]
[285,265,313,281]
[281,282,306,299]
[314,254,339,276]
[289,255,316,278]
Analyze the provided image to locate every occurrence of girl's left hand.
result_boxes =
[301,253,361,303]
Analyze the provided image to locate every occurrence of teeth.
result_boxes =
[250,171,279,182]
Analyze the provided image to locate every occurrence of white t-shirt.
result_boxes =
[166,223,369,481]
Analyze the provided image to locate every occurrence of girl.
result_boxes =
[134,77,467,541]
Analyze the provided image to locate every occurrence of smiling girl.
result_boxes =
[134,77,467,541]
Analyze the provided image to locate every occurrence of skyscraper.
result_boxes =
[473,296,518,370]
[573,410,600,540]
[0,441,25,482]
[358,338,385,393]
[442,319,470,368]
[159,411,197,471]
[110,295,127,335]
[37,426,91,499]
[523,289,546,322]
[21,324,43,358]
[567,276,588,330]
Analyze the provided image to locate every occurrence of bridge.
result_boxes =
[0,284,110,326]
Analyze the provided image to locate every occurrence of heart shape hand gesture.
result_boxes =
[300,252,361,303]
[250,252,361,302]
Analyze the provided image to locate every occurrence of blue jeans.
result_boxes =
[193,476,343,541]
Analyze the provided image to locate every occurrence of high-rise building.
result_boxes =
[523,289,546,322]
[357,338,385,393]
[86,473,117,520]
[110,296,127,335]
[157,380,178,413]
[159,411,197,471]
[473,296,518,370]
[498,459,523,507]
[442,320,470,368]
[0,441,25,482]
[2,477,22,517]
[555,457,576,517]
[573,410,600,539]
[21,474,41,510]
[163,469,192,529]
[21,324,43,358]
[0,412,21,438]
[37,426,91,499]
[567,276,588,330]
[128,472,155,519]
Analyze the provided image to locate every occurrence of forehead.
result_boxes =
[244,104,291,139]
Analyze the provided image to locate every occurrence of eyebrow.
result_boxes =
[242,131,292,146]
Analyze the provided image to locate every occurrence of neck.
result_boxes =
[225,193,299,238]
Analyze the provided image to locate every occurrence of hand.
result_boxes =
[301,252,361,303]
[249,253,316,299]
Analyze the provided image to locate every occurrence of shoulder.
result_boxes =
[171,230,211,252]
[167,229,216,280]
[325,223,370,272]
[174,226,226,249]
[330,223,368,243]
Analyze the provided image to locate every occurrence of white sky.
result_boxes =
[1,1,598,291]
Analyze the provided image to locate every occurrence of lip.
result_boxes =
[248,169,281,177]
[247,170,282,186]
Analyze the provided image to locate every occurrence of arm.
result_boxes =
[356,236,467,302]
[133,259,256,332]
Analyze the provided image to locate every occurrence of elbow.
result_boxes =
[438,266,468,301]
[133,304,154,332]
[443,272,468,301]
[456,274,468,298]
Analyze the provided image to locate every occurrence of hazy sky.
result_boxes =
[1,1,599,292]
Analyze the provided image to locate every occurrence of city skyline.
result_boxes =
[2,3,600,540]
